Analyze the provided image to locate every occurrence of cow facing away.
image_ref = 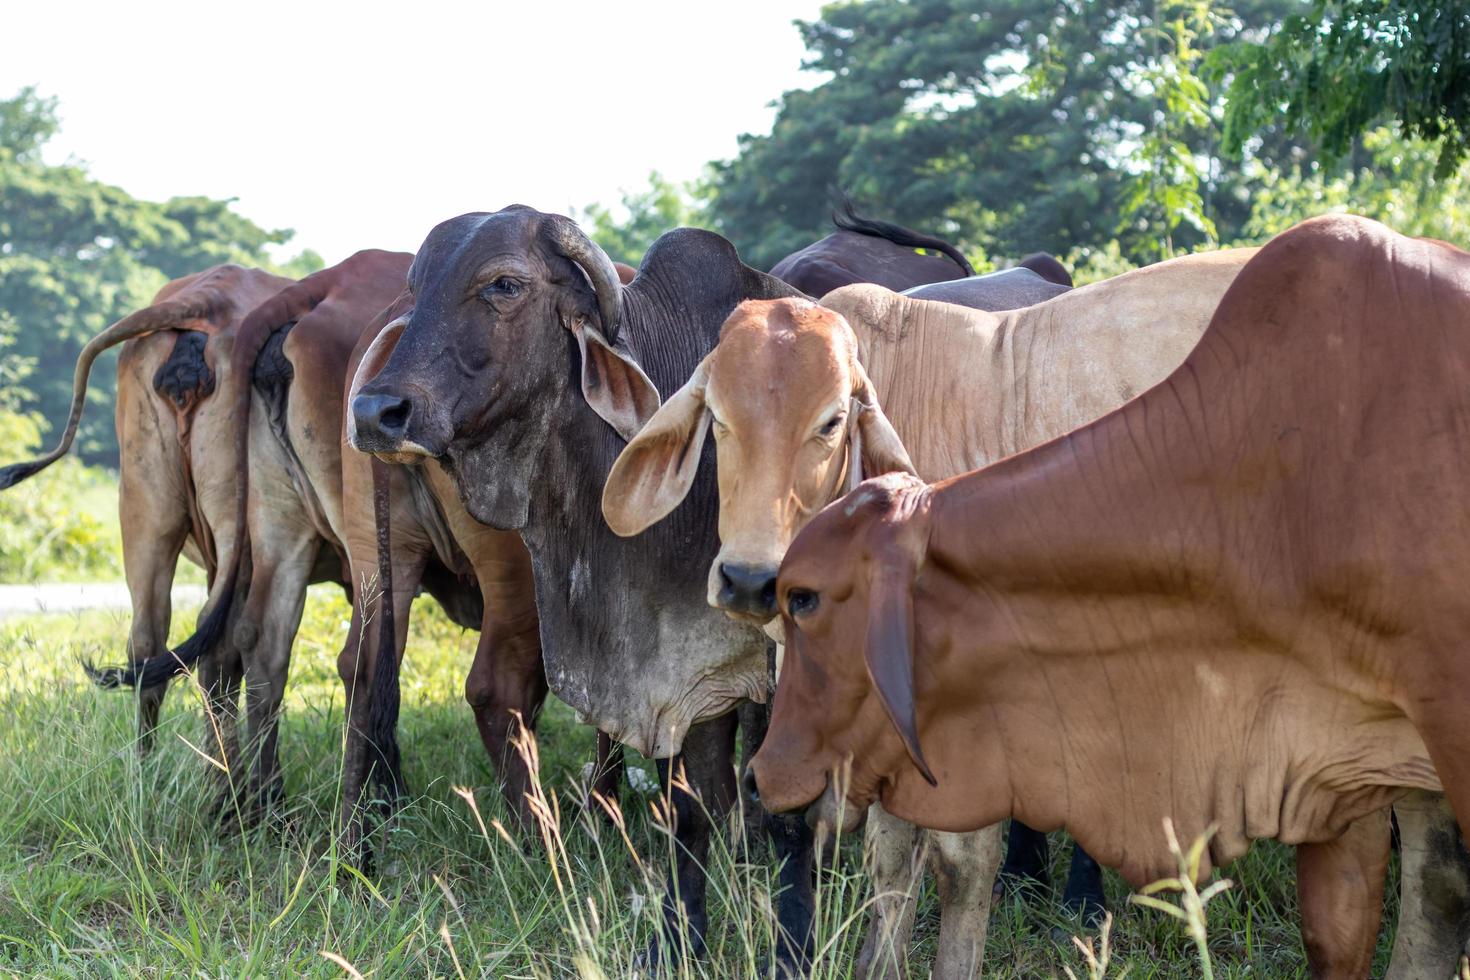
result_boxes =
[348,207,816,971]
[0,265,294,802]
[128,253,414,817]
[769,201,975,296]
[749,215,1470,978]
[601,248,1252,977]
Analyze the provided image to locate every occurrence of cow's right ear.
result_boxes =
[601,353,714,537]
[862,543,937,787]
[852,360,917,479]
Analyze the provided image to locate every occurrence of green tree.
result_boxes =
[1215,0,1470,177]
[0,87,320,466]
[575,172,702,267]
[705,0,1318,270]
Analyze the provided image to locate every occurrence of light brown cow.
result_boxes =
[748,215,1470,978]
[602,249,1252,977]
[0,266,293,799]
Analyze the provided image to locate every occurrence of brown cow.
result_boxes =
[748,215,1470,978]
[602,248,1252,977]
[1,266,293,797]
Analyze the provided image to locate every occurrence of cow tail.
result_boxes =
[367,457,405,802]
[86,273,336,690]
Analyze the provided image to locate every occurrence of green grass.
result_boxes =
[0,585,1402,977]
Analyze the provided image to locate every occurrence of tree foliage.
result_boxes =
[0,86,321,466]
[702,0,1466,272]
[574,172,703,267]
[1215,0,1470,177]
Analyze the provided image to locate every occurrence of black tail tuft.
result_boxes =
[828,190,975,277]
[0,458,52,491]
[84,582,235,690]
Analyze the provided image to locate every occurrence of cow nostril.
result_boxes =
[742,765,761,806]
[717,563,780,615]
[353,393,413,442]
[378,400,409,433]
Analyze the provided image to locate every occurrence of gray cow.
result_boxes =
[349,207,815,973]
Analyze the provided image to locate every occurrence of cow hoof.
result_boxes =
[1061,891,1107,929]
[992,870,1051,903]
[635,933,706,976]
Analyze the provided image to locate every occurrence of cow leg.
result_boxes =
[590,730,626,814]
[1061,843,1107,925]
[995,821,1051,898]
[337,555,421,857]
[929,824,1004,980]
[644,712,739,970]
[463,614,546,832]
[194,609,244,819]
[119,491,191,754]
[1297,808,1391,980]
[856,804,924,980]
[237,534,317,822]
[739,690,815,974]
[1386,791,1470,980]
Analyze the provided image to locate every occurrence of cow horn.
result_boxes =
[543,214,624,345]
[0,297,220,490]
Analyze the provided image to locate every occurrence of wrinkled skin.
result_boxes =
[751,216,1470,978]
[349,208,815,972]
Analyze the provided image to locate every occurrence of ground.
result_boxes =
[0,584,1402,978]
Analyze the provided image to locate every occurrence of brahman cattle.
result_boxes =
[901,263,1070,307]
[0,265,294,798]
[748,215,1470,978]
[343,289,581,837]
[602,248,1251,977]
[349,207,815,970]
[770,201,975,295]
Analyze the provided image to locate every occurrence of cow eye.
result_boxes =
[819,412,846,438]
[787,589,820,617]
[479,277,522,301]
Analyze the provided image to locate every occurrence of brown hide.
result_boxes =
[753,215,1470,900]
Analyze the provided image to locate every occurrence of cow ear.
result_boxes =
[566,314,662,443]
[852,360,917,479]
[602,354,713,536]
[863,556,937,786]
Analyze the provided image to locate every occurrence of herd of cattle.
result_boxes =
[4,203,1470,979]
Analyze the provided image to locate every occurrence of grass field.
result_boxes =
[0,584,1405,978]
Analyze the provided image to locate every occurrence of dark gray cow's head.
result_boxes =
[349,206,657,528]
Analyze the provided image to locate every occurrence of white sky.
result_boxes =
[3,0,828,264]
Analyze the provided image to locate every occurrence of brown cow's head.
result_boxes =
[349,206,655,528]
[602,298,914,621]
[746,472,938,831]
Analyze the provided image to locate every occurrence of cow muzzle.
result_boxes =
[350,389,443,459]
[711,561,779,620]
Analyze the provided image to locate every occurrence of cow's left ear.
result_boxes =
[565,314,662,443]
[862,547,937,787]
[852,360,917,479]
